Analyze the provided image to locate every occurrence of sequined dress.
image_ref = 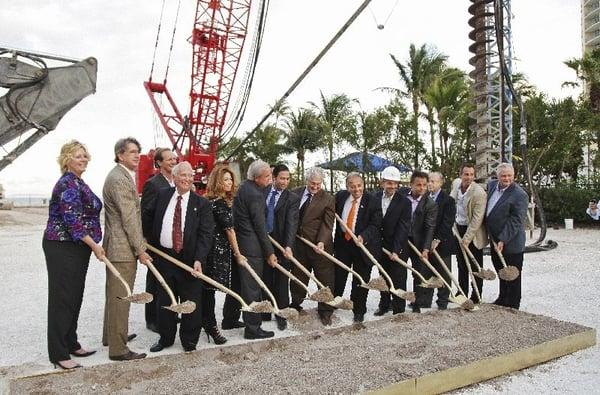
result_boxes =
[204,198,233,289]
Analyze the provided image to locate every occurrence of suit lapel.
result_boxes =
[274,189,287,213]
[183,193,197,245]
[488,183,514,216]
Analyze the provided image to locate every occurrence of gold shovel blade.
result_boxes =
[163,300,196,314]
[119,292,154,304]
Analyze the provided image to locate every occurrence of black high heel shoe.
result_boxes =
[53,360,82,370]
[71,349,97,357]
[205,326,227,345]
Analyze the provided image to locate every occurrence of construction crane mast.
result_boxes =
[468,0,513,179]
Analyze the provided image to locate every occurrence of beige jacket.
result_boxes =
[450,179,488,249]
[102,165,145,262]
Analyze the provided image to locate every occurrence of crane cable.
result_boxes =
[148,0,167,82]
[163,0,182,83]
[492,0,556,252]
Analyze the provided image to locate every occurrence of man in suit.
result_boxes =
[233,159,278,339]
[334,172,382,322]
[262,164,299,330]
[374,166,412,316]
[486,163,528,309]
[399,170,437,313]
[290,167,336,326]
[450,163,488,303]
[428,172,456,310]
[146,161,214,352]
[141,148,177,333]
[102,137,152,361]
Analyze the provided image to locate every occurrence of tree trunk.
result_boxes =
[426,106,437,169]
[412,95,420,169]
[328,139,334,192]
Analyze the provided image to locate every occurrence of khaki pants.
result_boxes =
[102,260,137,357]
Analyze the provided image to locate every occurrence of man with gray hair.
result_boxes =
[486,162,528,309]
[230,159,278,339]
[290,167,335,325]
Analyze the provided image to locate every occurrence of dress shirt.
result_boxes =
[406,192,422,217]
[430,189,441,202]
[266,186,282,207]
[381,192,394,216]
[486,183,508,216]
[586,207,600,220]
[299,188,312,207]
[455,184,470,226]
[341,194,362,233]
[160,190,190,248]
[119,163,137,188]
[159,172,175,188]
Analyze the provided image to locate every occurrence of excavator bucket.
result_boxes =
[0,50,97,171]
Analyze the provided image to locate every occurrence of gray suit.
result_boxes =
[233,180,274,332]
[486,180,528,309]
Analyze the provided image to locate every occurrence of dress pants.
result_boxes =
[405,243,434,308]
[290,242,334,318]
[456,225,483,301]
[144,259,160,328]
[377,253,408,313]
[43,239,90,363]
[222,259,242,325]
[491,249,523,309]
[202,288,217,328]
[334,240,371,316]
[262,248,290,313]
[155,255,203,348]
[290,242,335,317]
[432,253,451,307]
[239,255,265,333]
[102,259,137,357]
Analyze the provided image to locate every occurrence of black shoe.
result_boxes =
[205,326,227,345]
[221,320,245,330]
[127,333,137,342]
[437,304,448,310]
[150,342,166,352]
[412,306,421,313]
[109,351,146,361]
[318,314,332,326]
[146,323,159,333]
[374,307,389,316]
[70,349,96,358]
[353,313,365,323]
[183,344,196,352]
[289,302,303,312]
[392,309,405,315]
[493,298,504,306]
[470,296,481,304]
[244,327,275,340]
[276,317,287,331]
[261,313,272,321]
[407,302,415,308]
[53,360,82,370]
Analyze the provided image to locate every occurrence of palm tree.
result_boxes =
[563,48,600,112]
[268,99,291,129]
[390,43,448,168]
[310,92,356,191]
[246,123,291,165]
[285,109,322,181]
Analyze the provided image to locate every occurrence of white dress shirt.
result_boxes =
[586,207,600,220]
[486,184,507,217]
[160,190,190,248]
[341,194,362,233]
[381,192,394,216]
[455,184,471,226]
[299,188,313,207]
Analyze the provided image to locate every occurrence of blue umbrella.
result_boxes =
[318,152,410,173]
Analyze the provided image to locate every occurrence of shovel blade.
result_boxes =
[118,292,154,304]
[163,300,196,314]
[450,295,475,311]
[498,266,519,281]
[309,287,335,303]
[248,300,275,313]
[276,307,299,321]
[366,276,389,291]
[327,296,353,310]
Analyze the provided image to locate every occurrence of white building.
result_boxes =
[582,0,600,53]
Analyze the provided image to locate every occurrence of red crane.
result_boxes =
[140,0,252,192]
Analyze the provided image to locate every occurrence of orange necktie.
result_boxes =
[345,199,357,240]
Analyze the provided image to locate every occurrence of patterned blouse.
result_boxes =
[43,171,103,243]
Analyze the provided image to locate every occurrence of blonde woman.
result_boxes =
[42,140,104,369]
[202,164,246,343]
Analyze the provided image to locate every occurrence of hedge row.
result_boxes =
[538,186,600,225]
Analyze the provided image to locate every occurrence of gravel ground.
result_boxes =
[0,208,598,393]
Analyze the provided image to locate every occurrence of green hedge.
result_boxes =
[538,186,600,225]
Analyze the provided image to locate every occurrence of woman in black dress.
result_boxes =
[202,164,246,343]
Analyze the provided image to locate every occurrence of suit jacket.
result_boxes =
[233,180,274,258]
[450,179,488,249]
[141,173,171,239]
[292,187,335,253]
[102,165,146,262]
[399,187,437,251]
[148,187,214,269]
[265,188,300,249]
[374,190,411,255]
[334,190,382,261]
[432,189,456,256]
[486,180,528,254]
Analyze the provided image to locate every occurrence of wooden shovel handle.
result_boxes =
[145,243,250,309]
[431,248,468,299]
[491,241,509,268]
[100,256,133,296]
[407,240,452,291]
[240,260,280,310]
[269,235,325,289]
[452,226,483,271]
[451,227,482,301]
[297,235,367,286]
[145,260,178,307]
[382,247,428,284]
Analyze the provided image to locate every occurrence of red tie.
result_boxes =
[172,195,183,253]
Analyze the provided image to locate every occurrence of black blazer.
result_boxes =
[233,180,274,259]
[374,190,412,255]
[432,189,456,256]
[334,190,382,261]
[399,187,437,251]
[150,187,214,270]
[141,173,171,239]
[486,180,528,254]
[265,187,300,249]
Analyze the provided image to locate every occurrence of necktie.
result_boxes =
[172,195,183,253]
[266,190,277,233]
[345,198,357,241]
[299,192,312,222]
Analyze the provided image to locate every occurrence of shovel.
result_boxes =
[452,227,496,281]
[297,235,383,292]
[145,244,275,314]
[491,241,520,281]
[335,214,416,303]
[430,248,477,311]
[407,241,475,311]
[382,248,444,289]
[145,260,196,314]
[452,232,482,303]
[100,256,153,304]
